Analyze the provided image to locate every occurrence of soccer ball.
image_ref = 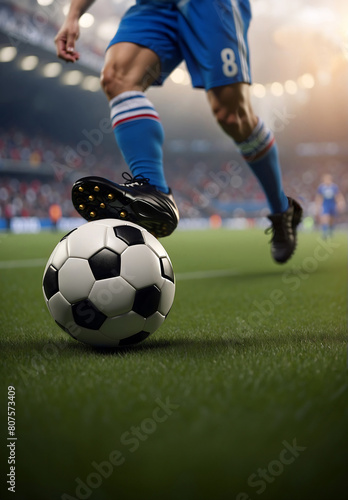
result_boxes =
[42,219,175,347]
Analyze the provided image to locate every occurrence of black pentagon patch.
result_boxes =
[72,299,107,330]
[160,257,174,282]
[43,265,59,300]
[119,331,150,346]
[60,227,77,242]
[89,248,121,280]
[133,285,161,318]
[114,225,144,246]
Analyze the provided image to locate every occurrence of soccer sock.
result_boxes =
[236,119,289,214]
[110,91,169,193]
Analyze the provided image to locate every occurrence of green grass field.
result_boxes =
[0,228,347,500]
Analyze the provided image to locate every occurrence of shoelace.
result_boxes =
[121,172,150,187]
[265,225,278,243]
[265,216,292,243]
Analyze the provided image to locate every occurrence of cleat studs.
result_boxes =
[88,195,94,201]
[90,211,96,218]
[79,204,85,210]
[107,193,114,200]
[94,186,100,192]
[100,203,105,209]
[120,211,127,218]
[78,186,84,192]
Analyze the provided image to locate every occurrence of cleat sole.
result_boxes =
[71,176,178,238]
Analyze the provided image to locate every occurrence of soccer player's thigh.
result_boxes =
[200,1,253,138]
[101,42,161,98]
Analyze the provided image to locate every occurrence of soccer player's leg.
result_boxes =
[328,215,335,237]
[72,10,181,237]
[101,43,169,193]
[320,212,330,239]
[320,206,335,239]
[207,84,288,212]
[207,84,302,263]
[177,0,301,262]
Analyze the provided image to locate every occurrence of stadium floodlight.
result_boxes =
[252,83,266,98]
[79,13,94,28]
[97,20,120,41]
[0,46,17,62]
[62,70,83,85]
[42,62,62,78]
[20,56,39,71]
[298,73,315,89]
[37,0,54,6]
[81,75,101,92]
[170,67,190,85]
[317,70,331,87]
[284,80,298,95]
[270,82,284,97]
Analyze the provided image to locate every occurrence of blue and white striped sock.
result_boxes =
[109,91,169,193]
[237,119,288,214]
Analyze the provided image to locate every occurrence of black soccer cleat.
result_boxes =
[71,173,179,238]
[266,197,303,264]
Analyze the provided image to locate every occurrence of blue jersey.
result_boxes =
[317,183,339,215]
[108,0,252,89]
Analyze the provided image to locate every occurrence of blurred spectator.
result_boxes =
[0,127,347,222]
[4,203,13,231]
[49,203,63,231]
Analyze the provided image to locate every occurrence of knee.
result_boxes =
[100,63,133,99]
[212,103,256,142]
[208,85,257,142]
[213,105,240,129]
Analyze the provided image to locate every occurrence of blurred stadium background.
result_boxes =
[0,0,347,233]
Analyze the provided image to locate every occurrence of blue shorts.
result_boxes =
[322,202,336,216]
[107,0,252,90]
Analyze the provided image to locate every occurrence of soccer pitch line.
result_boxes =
[0,258,47,269]
[0,258,240,281]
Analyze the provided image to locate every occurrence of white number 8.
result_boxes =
[221,48,238,77]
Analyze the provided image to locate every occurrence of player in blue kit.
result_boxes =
[55,0,302,263]
[315,174,346,239]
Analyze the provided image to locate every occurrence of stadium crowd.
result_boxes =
[0,128,347,221]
